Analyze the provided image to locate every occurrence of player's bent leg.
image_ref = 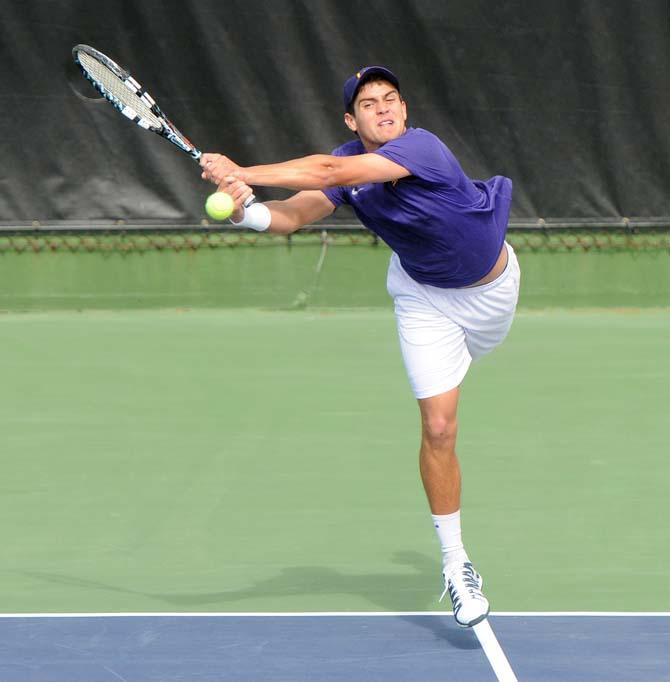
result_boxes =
[455,243,521,361]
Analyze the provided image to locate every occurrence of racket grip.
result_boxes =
[194,150,255,207]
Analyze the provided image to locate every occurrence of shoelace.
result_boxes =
[439,563,481,604]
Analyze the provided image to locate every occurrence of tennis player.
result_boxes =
[200,66,520,628]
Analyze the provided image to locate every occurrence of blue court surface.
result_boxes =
[0,613,667,681]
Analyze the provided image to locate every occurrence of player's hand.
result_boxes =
[219,176,254,222]
[200,153,245,185]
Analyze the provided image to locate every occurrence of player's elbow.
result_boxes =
[311,155,349,189]
[320,156,375,188]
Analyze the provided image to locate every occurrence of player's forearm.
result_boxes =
[241,155,340,191]
[229,188,334,233]
[264,200,305,233]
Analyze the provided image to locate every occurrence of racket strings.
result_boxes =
[77,51,163,129]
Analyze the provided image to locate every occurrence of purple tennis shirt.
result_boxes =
[322,127,513,288]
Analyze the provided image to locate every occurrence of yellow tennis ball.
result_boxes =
[205,192,235,221]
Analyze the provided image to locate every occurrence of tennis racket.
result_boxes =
[72,44,254,205]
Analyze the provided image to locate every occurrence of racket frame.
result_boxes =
[72,44,201,160]
[72,44,256,210]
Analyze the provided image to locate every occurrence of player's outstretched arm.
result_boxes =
[223,177,334,234]
[201,152,409,191]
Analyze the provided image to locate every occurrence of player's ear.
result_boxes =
[400,98,407,124]
[344,112,357,133]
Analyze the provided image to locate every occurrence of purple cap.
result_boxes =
[343,66,400,111]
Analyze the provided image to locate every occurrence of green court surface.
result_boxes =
[1,307,668,614]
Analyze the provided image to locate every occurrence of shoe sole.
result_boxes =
[455,605,490,628]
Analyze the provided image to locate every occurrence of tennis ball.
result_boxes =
[205,192,235,221]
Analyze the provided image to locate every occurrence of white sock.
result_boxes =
[432,510,469,569]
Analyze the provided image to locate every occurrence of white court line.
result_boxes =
[473,620,518,682]
[0,611,668,618]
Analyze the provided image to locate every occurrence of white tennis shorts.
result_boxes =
[386,242,521,399]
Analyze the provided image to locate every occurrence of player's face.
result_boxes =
[345,80,407,150]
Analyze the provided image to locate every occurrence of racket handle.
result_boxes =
[194,150,255,206]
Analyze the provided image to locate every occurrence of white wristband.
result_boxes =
[229,202,271,232]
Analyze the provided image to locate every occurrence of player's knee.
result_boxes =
[421,414,458,449]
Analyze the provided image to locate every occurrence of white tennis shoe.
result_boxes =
[440,561,490,627]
